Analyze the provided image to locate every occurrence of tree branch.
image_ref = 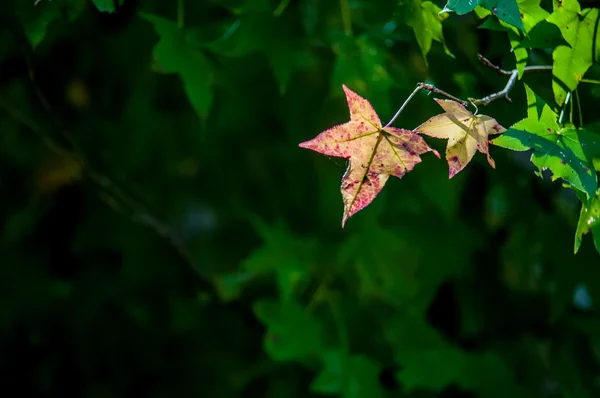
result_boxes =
[470,54,552,106]
[418,83,469,107]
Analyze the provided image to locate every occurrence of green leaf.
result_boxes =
[214,272,254,302]
[22,0,84,47]
[441,0,481,15]
[441,0,525,31]
[311,352,385,398]
[547,0,600,105]
[92,0,124,13]
[482,0,525,31]
[253,298,323,361]
[511,0,550,76]
[242,219,314,300]
[575,189,600,254]
[140,14,213,119]
[337,224,421,304]
[398,0,453,64]
[397,348,518,393]
[515,20,569,49]
[331,35,393,116]
[517,0,549,31]
[492,85,600,200]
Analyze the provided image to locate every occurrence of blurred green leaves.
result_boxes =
[253,298,323,361]
[20,0,84,47]
[92,0,124,13]
[397,0,453,64]
[141,13,214,119]
[311,352,384,398]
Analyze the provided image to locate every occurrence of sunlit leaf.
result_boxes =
[575,189,600,254]
[299,85,439,226]
[414,99,506,178]
[492,84,600,200]
[515,20,569,50]
[547,0,600,105]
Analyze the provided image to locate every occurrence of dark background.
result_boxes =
[2,0,600,397]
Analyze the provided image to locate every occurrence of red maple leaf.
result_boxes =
[299,85,439,227]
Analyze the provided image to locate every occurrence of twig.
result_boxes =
[418,83,469,107]
[383,84,423,128]
[383,55,553,128]
[471,54,552,106]
[470,69,518,106]
[384,83,469,128]
[0,97,71,158]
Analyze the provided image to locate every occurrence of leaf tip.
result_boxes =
[341,213,349,228]
[448,156,462,179]
[299,140,312,149]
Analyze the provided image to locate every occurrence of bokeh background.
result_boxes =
[2,0,600,397]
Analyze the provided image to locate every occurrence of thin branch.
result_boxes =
[470,69,518,106]
[418,83,469,107]
[0,97,72,158]
[581,78,600,85]
[471,54,552,106]
[384,83,469,128]
[383,84,423,128]
[576,88,583,127]
[25,51,88,165]
[476,54,513,76]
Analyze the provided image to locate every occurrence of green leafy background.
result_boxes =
[2,0,600,396]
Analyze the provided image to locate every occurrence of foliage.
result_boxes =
[2,0,600,397]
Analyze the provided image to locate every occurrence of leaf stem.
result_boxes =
[384,83,469,129]
[385,54,554,129]
[340,0,353,36]
[178,0,184,29]
[383,85,423,128]
[576,88,583,127]
[581,78,600,85]
[559,91,571,125]
[418,83,469,107]
[569,89,574,125]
